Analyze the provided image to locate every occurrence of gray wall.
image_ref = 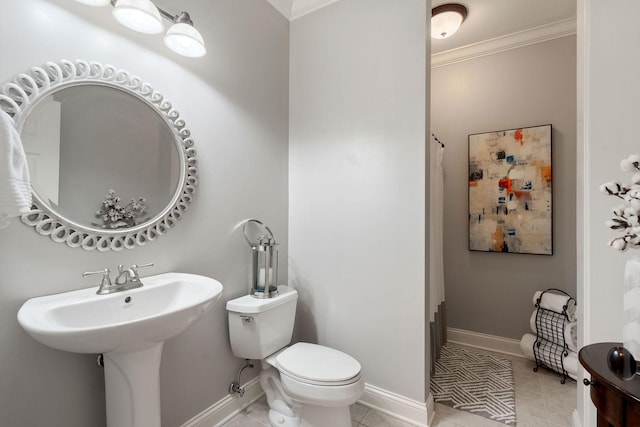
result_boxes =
[431,36,577,339]
[0,1,289,426]
[289,0,429,402]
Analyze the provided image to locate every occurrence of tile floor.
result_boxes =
[220,343,577,427]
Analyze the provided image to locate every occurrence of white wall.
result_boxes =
[0,1,289,426]
[578,1,640,425]
[431,36,577,340]
[289,0,428,402]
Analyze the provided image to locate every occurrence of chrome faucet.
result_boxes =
[115,265,139,286]
[82,268,113,295]
[83,263,154,295]
[115,263,154,286]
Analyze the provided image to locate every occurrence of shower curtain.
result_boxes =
[429,135,446,374]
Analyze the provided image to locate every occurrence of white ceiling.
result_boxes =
[266,0,577,54]
[431,0,576,54]
[265,0,340,20]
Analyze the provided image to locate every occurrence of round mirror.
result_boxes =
[0,60,197,251]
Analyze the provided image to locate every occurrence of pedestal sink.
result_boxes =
[17,272,223,427]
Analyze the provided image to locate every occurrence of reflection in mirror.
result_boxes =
[21,85,180,230]
[0,59,198,251]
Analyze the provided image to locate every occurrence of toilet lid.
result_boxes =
[275,342,361,384]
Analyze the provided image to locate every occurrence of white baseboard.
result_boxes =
[182,377,264,427]
[182,379,433,427]
[359,384,432,427]
[447,327,526,358]
[572,409,581,427]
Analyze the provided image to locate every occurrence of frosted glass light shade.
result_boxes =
[112,0,164,35]
[431,4,467,39]
[164,23,206,58]
[74,0,111,6]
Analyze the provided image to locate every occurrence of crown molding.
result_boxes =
[291,0,341,19]
[266,0,340,20]
[432,17,577,68]
[265,0,294,19]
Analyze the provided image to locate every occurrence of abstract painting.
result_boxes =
[468,124,552,255]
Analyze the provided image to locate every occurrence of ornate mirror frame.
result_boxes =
[0,59,197,251]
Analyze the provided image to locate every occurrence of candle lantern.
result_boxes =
[243,219,279,298]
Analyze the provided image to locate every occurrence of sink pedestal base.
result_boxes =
[103,343,164,427]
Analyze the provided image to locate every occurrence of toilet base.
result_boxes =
[267,404,351,427]
[299,404,351,427]
[268,408,300,427]
[260,363,354,427]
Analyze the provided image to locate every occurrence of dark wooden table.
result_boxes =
[579,342,640,427]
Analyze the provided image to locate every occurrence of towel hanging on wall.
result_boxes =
[0,110,32,229]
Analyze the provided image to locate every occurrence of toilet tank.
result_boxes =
[226,286,298,359]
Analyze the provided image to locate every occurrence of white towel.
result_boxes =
[565,321,578,353]
[533,290,577,321]
[0,110,31,228]
[520,332,577,380]
[529,310,578,352]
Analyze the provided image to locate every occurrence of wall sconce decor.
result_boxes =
[431,3,468,39]
[72,0,206,58]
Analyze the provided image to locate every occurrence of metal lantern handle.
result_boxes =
[243,218,277,247]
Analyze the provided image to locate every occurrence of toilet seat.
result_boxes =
[275,342,361,386]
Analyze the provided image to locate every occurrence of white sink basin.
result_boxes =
[17,272,223,354]
[17,271,223,427]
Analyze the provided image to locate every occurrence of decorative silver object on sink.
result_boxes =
[0,59,198,251]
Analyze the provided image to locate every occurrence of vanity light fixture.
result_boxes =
[112,0,164,35]
[72,0,206,57]
[162,11,207,58]
[431,3,468,39]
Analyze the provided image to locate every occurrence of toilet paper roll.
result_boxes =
[519,333,577,380]
[532,290,577,321]
[529,311,578,352]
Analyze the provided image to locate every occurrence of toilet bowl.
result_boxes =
[270,342,364,405]
[227,287,364,427]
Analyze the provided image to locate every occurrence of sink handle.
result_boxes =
[82,268,113,292]
[131,263,154,278]
[133,262,154,270]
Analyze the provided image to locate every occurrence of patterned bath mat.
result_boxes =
[430,345,517,425]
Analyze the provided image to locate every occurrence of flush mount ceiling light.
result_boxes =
[72,0,206,58]
[431,3,468,39]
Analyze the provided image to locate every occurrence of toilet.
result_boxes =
[226,286,364,427]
